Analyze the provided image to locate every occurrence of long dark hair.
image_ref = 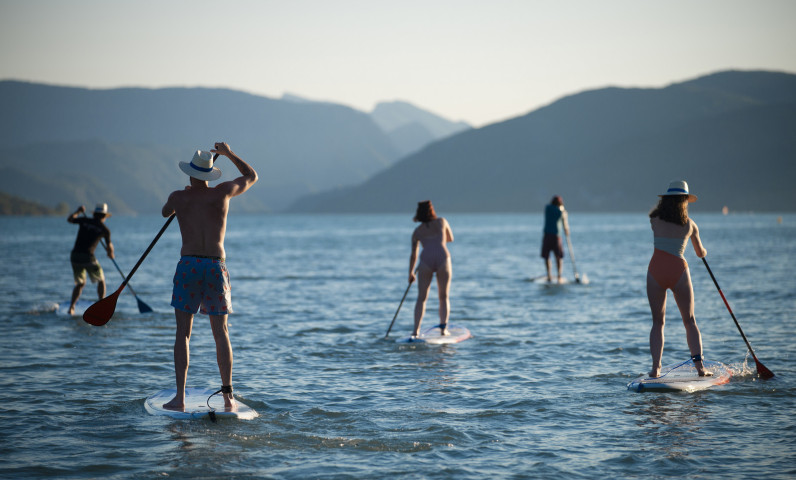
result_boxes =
[649,195,689,226]
[414,200,437,223]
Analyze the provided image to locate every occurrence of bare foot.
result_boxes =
[694,360,714,377]
[68,306,75,315]
[223,394,237,411]
[440,325,449,336]
[648,369,661,378]
[162,396,185,411]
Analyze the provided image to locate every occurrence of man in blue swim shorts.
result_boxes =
[161,142,258,412]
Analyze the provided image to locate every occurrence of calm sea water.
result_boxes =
[1,212,794,479]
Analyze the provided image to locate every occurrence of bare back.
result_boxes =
[167,183,231,258]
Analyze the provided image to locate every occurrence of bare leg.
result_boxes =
[436,263,451,335]
[647,271,667,378]
[413,266,434,337]
[97,279,106,300]
[210,314,236,409]
[671,269,710,376]
[556,257,564,283]
[163,309,194,410]
[69,282,85,315]
[544,258,552,282]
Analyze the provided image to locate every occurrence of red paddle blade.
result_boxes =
[755,359,775,379]
[82,287,122,326]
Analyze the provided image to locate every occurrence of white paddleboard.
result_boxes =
[396,324,472,344]
[55,299,94,317]
[627,360,731,393]
[145,387,258,420]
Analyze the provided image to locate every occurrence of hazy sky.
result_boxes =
[1,0,794,127]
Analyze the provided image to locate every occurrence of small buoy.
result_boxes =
[721,206,729,215]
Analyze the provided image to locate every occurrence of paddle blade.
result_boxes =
[136,297,154,313]
[755,359,775,379]
[82,288,122,326]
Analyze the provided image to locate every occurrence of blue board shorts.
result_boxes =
[171,256,232,316]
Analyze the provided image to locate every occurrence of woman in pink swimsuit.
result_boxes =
[408,200,454,338]
[647,180,710,378]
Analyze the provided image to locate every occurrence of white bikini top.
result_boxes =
[651,217,693,259]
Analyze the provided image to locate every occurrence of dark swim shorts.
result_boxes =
[540,233,564,260]
[171,256,232,315]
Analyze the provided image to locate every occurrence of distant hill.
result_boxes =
[0,82,402,212]
[370,101,471,156]
[288,70,796,213]
[282,95,472,157]
[0,191,69,215]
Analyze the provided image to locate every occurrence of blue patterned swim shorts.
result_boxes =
[171,256,232,315]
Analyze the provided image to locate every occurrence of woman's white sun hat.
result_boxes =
[179,150,222,181]
[660,180,697,203]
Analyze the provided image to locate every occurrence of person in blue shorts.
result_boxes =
[541,195,569,283]
[161,142,258,412]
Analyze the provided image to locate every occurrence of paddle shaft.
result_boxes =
[702,257,774,378]
[119,214,175,291]
[565,233,580,282]
[385,280,413,338]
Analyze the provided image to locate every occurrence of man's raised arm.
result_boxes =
[212,142,258,197]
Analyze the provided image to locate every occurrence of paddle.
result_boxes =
[564,232,582,283]
[83,214,176,326]
[82,212,153,313]
[108,255,154,313]
[702,257,774,379]
[384,278,414,338]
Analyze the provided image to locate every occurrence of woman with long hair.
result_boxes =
[408,200,454,338]
[647,180,711,378]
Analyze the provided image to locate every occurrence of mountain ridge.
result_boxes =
[287,70,796,213]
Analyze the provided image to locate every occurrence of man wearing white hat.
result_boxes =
[161,142,258,412]
[66,203,115,315]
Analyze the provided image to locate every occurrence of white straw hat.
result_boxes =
[94,203,110,216]
[179,150,222,181]
[659,180,697,203]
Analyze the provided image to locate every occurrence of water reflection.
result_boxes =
[625,394,708,460]
[400,344,461,391]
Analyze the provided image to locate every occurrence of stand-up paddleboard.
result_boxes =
[145,387,258,420]
[627,360,731,393]
[396,324,472,344]
[55,299,94,316]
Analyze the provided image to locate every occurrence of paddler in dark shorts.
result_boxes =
[541,195,569,283]
[67,203,114,315]
[161,142,258,412]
